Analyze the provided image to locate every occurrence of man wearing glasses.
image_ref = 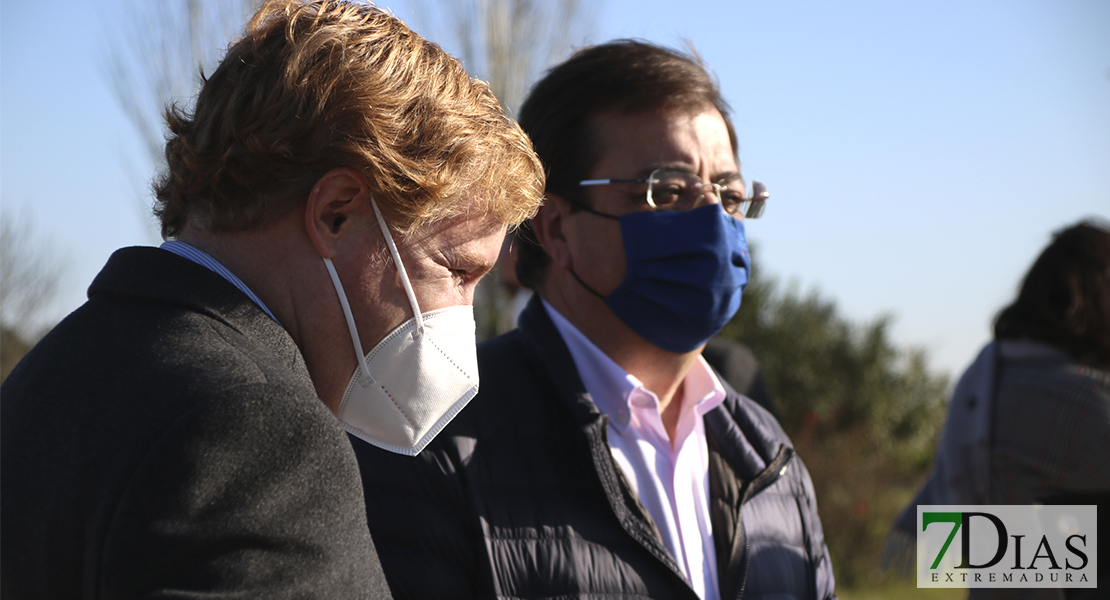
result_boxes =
[355,41,836,600]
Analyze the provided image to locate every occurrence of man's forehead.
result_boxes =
[586,107,739,177]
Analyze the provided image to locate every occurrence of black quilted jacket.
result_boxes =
[354,297,837,599]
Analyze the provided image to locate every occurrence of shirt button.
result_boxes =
[614,407,630,426]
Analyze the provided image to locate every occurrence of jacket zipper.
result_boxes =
[732,445,796,600]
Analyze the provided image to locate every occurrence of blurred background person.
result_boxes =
[888,219,1110,599]
[701,336,780,420]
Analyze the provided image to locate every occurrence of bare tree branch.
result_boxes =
[103,0,263,235]
[409,0,595,116]
[0,210,66,341]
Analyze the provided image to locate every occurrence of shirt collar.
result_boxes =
[541,299,726,431]
[160,240,280,324]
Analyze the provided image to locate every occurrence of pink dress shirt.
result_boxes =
[543,300,725,600]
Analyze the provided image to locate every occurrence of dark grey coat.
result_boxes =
[1,247,391,599]
[354,297,836,599]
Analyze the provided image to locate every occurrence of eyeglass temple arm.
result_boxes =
[579,178,652,186]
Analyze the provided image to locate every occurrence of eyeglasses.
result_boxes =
[578,169,767,219]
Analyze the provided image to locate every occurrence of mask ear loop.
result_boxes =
[323,257,376,388]
[371,198,426,339]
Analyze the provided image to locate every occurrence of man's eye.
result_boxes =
[451,265,491,284]
[719,190,745,211]
[653,186,685,203]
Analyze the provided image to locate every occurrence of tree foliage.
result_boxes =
[718,247,950,588]
[721,274,947,459]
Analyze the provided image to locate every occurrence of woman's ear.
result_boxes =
[305,167,372,258]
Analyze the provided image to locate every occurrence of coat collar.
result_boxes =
[88,246,310,383]
[515,292,789,487]
[516,294,602,423]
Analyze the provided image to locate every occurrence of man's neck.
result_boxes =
[604,333,698,443]
[175,221,356,413]
[538,282,702,441]
[175,225,296,329]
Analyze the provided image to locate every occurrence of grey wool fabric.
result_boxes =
[1,247,391,599]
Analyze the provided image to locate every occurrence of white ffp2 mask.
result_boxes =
[325,199,479,456]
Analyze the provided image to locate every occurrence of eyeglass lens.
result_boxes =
[646,170,759,217]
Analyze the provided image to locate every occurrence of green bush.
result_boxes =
[718,257,950,590]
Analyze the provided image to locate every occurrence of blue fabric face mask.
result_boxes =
[573,203,751,353]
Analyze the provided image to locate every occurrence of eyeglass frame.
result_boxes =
[575,168,768,219]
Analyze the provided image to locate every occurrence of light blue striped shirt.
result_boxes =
[160,240,280,324]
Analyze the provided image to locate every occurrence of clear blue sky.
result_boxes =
[2,0,1108,379]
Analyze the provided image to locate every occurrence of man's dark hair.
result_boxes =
[514,39,736,289]
[994,219,1110,367]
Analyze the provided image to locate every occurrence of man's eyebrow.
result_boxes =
[643,162,694,176]
[642,163,742,183]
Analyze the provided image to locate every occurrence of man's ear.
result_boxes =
[531,193,574,272]
[305,167,371,259]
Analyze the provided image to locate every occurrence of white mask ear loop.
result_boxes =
[323,257,375,387]
[371,198,426,339]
